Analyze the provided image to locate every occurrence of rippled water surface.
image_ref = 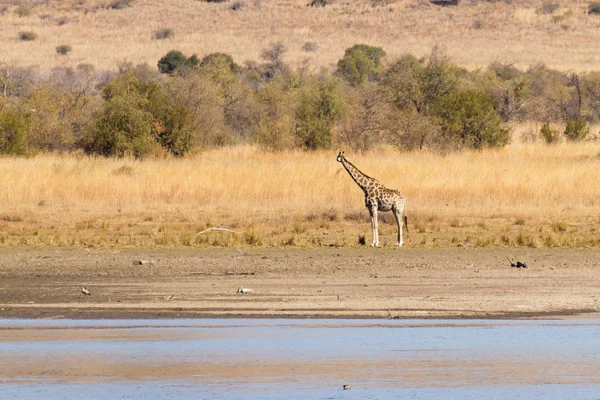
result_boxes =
[1,318,599,399]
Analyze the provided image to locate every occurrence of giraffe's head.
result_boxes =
[336,151,345,163]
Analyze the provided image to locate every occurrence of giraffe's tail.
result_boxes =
[404,215,409,233]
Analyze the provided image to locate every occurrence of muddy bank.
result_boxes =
[0,247,599,319]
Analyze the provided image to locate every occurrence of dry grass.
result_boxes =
[0,142,599,248]
[1,0,600,72]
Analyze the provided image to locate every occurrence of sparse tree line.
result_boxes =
[0,44,599,157]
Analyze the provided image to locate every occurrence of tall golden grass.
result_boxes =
[1,0,600,72]
[0,142,599,248]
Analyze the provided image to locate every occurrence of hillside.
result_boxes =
[1,0,600,72]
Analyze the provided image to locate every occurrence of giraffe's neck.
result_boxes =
[340,157,378,194]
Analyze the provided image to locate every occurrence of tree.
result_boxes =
[381,49,457,115]
[337,44,386,86]
[89,71,195,157]
[198,52,240,89]
[434,90,510,149]
[337,85,388,151]
[260,42,289,81]
[295,78,345,150]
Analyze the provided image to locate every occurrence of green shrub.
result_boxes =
[55,45,72,55]
[157,50,188,74]
[295,78,346,150]
[563,118,589,141]
[337,44,386,86]
[589,2,600,14]
[200,52,240,73]
[539,122,560,144]
[19,31,38,41]
[89,73,157,158]
[146,86,195,156]
[153,28,174,40]
[14,5,32,17]
[89,71,195,157]
[24,84,79,152]
[198,52,240,88]
[0,108,28,156]
[89,96,157,158]
[434,90,510,149]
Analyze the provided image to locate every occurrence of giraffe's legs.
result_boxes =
[393,209,403,247]
[368,206,379,247]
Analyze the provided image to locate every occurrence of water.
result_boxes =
[1,318,599,399]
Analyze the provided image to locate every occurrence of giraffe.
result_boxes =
[336,151,408,247]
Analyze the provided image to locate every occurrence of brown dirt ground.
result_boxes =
[1,247,599,319]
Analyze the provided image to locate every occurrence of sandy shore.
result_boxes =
[1,247,599,319]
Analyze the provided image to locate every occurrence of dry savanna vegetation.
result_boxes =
[1,143,599,249]
[1,0,600,71]
[1,0,600,249]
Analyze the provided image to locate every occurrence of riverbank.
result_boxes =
[1,247,599,319]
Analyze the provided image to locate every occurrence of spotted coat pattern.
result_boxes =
[337,152,407,247]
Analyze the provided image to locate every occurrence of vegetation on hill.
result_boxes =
[0,44,598,157]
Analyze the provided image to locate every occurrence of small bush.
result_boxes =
[0,108,28,156]
[230,1,244,10]
[157,50,188,74]
[56,45,72,55]
[89,97,157,158]
[19,31,38,41]
[430,0,460,6]
[302,42,318,52]
[153,28,174,40]
[563,118,590,142]
[540,122,560,144]
[589,2,600,14]
[14,5,32,17]
[57,16,70,25]
[110,0,132,9]
[308,0,332,6]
